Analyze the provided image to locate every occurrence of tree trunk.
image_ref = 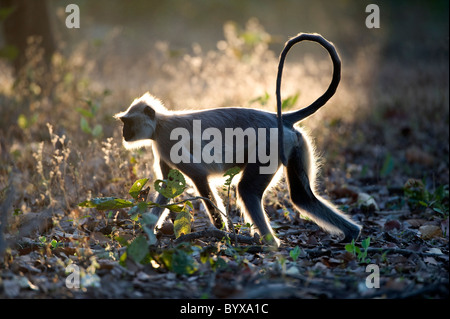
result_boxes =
[0,0,56,74]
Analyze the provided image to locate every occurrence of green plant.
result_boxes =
[76,91,110,138]
[79,170,190,246]
[79,169,231,271]
[248,91,270,106]
[276,254,287,274]
[38,236,62,249]
[281,92,300,110]
[380,152,394,178]
[345,237,371,264]
[289,246,301,262]
[248,91,300,110]
[404,179,449,216]
[223,166,240,217]
[78,168,255,274]
[17,113,38,131]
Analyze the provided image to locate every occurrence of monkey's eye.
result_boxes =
[144,106,155,120]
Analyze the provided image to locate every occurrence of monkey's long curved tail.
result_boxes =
[276,33,341,166]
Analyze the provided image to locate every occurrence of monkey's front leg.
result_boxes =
[191,176,227,230]
[148,160,171,231]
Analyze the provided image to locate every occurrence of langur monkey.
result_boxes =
[115,33,361,246]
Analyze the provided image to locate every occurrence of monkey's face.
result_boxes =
[120,117,135,141]
[115,102,157,149]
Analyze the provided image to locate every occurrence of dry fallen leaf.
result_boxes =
[384,220,401,231]
[405,146,435,166]
[419,225,442,239]
[423,257,438,265]
[404,219,426,228]
[90,231,110,244]
[357,192,379,211]
[159,220,175,235]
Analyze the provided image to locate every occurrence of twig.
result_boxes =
[174,229,258,245]
[366,247,446,258]
[374,210,410,216]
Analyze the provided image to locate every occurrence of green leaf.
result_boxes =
[380,152,394,177]
[80,117,91,134]
[76,107,94,118]
[249,91,270,106]
[114,236,130,247]
[92,124,103,137]
[142,213,158,245]
[345,244,353,253]
[281,92,300,110]
[290,246,301,261]
[174,209,192,239]
[162,203,184,213]
[171,250,198,275]
[145,226,158,246]
[223,166,241,187]
[361,237,371,250]
[345,239,356,254]
[0,44,18,61]
[137,201,150,213]
[78,197,134,210]
[154,170,186,199]
[200,246,218,264]
[127,235,148,263]
[50,239,60,249]
[119,250,127,266]
[0,6,16,21]
[129,178,149,200]
[418,200,428,207]
[17,114,28,129]
[141,212,158,226]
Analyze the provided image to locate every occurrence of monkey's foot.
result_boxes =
[341,226,362,243]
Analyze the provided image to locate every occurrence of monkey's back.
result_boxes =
[153,107,280,175]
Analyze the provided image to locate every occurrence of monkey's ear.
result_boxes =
[144,106,155,120]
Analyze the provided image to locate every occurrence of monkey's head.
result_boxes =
[114,93,163,149]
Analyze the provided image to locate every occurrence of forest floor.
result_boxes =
[0,3,448,301]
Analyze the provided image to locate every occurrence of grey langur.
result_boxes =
[115,33,361,246]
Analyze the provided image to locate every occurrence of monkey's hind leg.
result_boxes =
[286,138,361,242]
[237,164,280,247]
